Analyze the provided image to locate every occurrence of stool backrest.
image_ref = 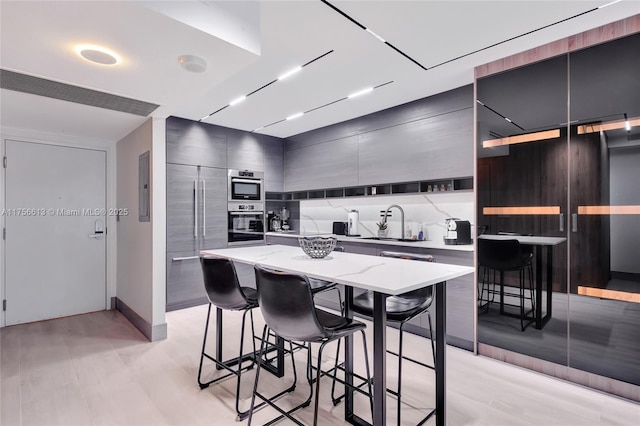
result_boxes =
[478,238,523,270]
[200,257,251,310]
[380,251,435,299]
[254,265,329,342]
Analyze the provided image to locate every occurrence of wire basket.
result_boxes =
[298,236,337,259]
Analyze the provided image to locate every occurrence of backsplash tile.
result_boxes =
[299,192,474,242]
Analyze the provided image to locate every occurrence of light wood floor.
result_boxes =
[1,305,639,425]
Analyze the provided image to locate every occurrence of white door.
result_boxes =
[4,140,107,325]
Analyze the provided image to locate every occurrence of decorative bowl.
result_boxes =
[298,236,337,259]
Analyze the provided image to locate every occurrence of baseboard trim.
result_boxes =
[478,343,640,402]
[116,298,167,342]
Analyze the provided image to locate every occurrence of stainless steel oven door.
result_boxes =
[228,211,265,246]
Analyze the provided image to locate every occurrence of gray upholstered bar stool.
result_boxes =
[249,265,373,426]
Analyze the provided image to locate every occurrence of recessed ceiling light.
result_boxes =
[178,55,207,73]
[75,44,121,65]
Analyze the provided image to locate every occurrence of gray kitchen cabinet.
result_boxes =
[166,163,227,311]
[166,116,227,168]
[281,85,473,192]
[358,108,473,184]
[166,164,227,252]
[226,128,264,172]
[166,251,208,311]
[284,135,358,192]
[262,134,284,192]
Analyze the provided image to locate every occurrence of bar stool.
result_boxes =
[198,257,295,420]
[249,265,373,426]
[308,245,344,312]
[333,251,437,426]
[478,238,535,331]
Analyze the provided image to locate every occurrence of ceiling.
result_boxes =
[1,1,639,144]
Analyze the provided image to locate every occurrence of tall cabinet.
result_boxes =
[166,117,228,311]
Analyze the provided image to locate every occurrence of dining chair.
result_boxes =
[477,238,535,331]
[198,256,296,420]
[332,251,437,426]
[249,265,373,426]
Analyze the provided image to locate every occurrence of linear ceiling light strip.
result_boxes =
[254,80,393,131]
[321,0,428,70]
[200,50,334,120]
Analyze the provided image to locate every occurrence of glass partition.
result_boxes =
[568,33,640,385]
[477,32,640,387]
[476,55,569,365]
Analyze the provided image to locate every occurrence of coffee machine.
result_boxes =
[444,218,472,245]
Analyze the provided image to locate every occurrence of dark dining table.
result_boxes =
[201,244,474,426]
[478,235,567,329]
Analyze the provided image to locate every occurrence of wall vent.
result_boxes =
[0,69,160,116]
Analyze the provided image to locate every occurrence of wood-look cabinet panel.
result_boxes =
[262,134,284,192]
[166,251,208,311]
[358,108,473,184]
[166,117,227,168]
[199,166,228,251]
[284,136,358,192]
[226,128,264,172]
[166,163,199,253]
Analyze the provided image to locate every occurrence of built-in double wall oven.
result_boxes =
[228,170,265,246]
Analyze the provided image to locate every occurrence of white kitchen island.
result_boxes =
[201,244,474,426]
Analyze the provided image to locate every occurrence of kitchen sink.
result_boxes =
[360,237,423,242]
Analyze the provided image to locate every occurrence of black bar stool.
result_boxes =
[249,265,373,426]
[198,257,295,420]
[333,251,437,426]
[478,238,535,331]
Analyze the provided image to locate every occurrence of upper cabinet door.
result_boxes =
[358,108,473,184]
[166,117,227,168]
[226,128,264,172]
[284,135,358,192]
[262,134,284,192]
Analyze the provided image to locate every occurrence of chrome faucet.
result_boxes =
[382,204,405,239]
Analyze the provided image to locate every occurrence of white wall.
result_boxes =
[116,118,166,334]
[0,126,116,328]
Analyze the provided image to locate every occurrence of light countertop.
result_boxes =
[201,244,474,295]
[265,231,474,252]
